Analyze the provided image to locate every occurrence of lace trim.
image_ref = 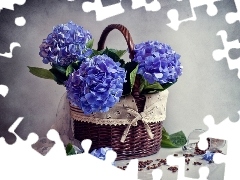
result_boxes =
[70,90,168,126]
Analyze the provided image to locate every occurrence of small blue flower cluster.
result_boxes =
[39,21,92,66]
[202,150,214,162]
[90,147,116,165]
[133,41,182,84]
[65,55,126,114]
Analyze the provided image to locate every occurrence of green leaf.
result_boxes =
[66,143,76,155]
[86,39,94,49]
[66,64,74,76]
[98,47,126,67]
[169,131,187,147]
[122,61,138,96]
[142,82,164,94]
[49,68,68,85]
[161,82,175,89]
[118,59,125,68]
[52,64,66,75]
[27,66,55,80]
[161,127,187,148]
[102,47,119,60]
[89,49,102,58]
[108,49,127,58]
[72,61,81,70]
[130,64,138,89]
[92,49,100,56]
[139,76,165,94]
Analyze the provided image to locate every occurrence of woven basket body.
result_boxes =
[73,121,163,160]
[69,24,169,160]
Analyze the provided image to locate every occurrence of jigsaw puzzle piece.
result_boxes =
[197,167,209,180]
[7,118,42,157]
[66,139,138,180]
[167,154,210,180]
[197,115,216,151]
[0,118,42,180]
[105,149,117,164]
[1,135,140,180]
[0,42,21,58]
[0,0,26,11]
[0,118,23,156]
[0,117,24,145]
[82,0,124,21]
[167,0,221,31]
[124,159,138,180]
[198,112,240,180]
[45,129,66,157]
[225,0,240,24]
[0,85,21,144]
[212,152,226,164]
[152,169,163,180]
[131,0,161,11]
[0,84,9,97]
[212,30,240,79]
[167,155,186,179]
[81,139,92,153]
[212,150,235,180]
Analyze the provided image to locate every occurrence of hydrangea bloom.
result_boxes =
[39,21,92,66]
[133,41,183,84]
[65,54,126,114]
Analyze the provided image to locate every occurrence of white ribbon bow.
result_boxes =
[120,107,156,143]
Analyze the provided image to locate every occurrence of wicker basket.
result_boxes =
[70,24,168,160]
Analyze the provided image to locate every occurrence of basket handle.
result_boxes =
[97,24,135,60]
[97,24,143,110]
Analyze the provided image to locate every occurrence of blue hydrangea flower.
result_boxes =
[39,21,93,66]
[133,41,183,84]
[65,54,126,114]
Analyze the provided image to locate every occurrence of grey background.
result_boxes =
[0,0,240,146]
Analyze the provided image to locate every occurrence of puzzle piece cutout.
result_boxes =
[167,155,210,180]
[152,169,163,180]
[212,30,240,79]
[0,0,26,11]
[82,0,125,21]
[0,117,148,180]
[1,0,239,179]
[225,0,240,24]
[15,16,26,26]
[131,0,161,11]
[0,84,9,97]
[0,84,18,142]
[0,117,41,157]
[198,112,240,180]
[0,42,21,58]
[167,0,221,31]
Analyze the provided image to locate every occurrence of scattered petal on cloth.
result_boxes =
[90,147,116,165]
[202,150,214,162]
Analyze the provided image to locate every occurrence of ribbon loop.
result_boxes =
[120,108,155,143]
